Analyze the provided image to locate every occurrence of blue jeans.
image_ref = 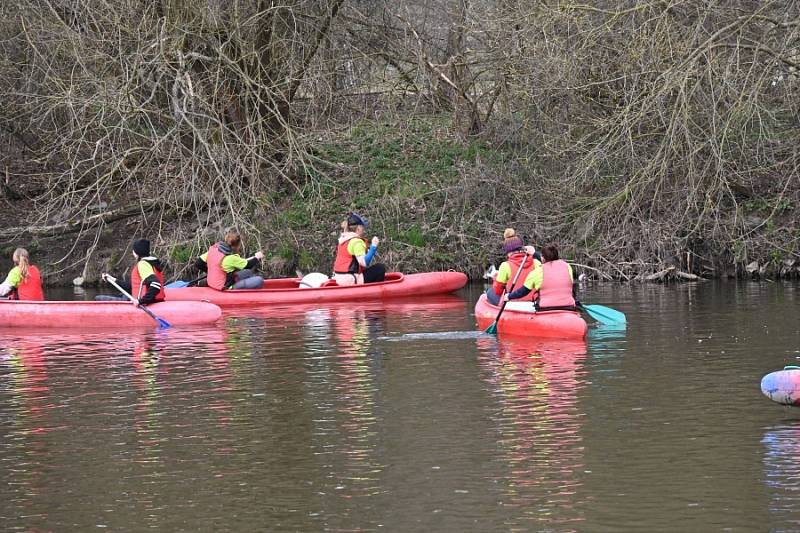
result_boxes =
[485,287,501,305]
[232,269,264,289]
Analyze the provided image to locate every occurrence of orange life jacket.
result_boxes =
[333,237,367,274]
[537,259,575,308]
[130,260,165,302]
[503,253,539,301]
[15,265,44,301]
[206,244,228,290]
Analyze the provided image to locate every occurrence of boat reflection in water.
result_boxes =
[476,333,589,530]
[0,327,237,529]
[762,422,800,530]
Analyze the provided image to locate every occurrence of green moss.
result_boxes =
[396,225,427,247]
[170,243,194,263]
[298,250,315,271]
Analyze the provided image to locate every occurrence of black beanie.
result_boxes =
[133,239,151,258]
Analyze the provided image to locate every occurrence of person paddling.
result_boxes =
[332,212,386,285]
[205,229,265,290]
[504,242,577,311]
[129,239,166,305]
[0,248,44,301]
[486,228,540,305]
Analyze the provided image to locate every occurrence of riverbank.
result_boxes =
[2,115,798,286]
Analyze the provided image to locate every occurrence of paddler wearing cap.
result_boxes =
[332,212,386,286]
[485,228,540,305]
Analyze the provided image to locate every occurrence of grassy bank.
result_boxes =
[2,114,799,285]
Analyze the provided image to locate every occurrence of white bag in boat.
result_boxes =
[299,272,329,288]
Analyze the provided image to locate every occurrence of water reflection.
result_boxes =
[301,306,387,525]
[476,335,588,529]
[763,422,800,530]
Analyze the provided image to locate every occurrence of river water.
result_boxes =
[1,281,799,531]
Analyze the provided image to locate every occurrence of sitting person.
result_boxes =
[332,212,385,285]
[485,228,540,305]
[205,229,265,290]
[0,247,44,301]
[505,242,577,311]
[130,239,166,305]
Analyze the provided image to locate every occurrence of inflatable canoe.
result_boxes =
[474,294,588,339]
[165,271,468,307]
[761,367,800,406]
[0,300,222,328]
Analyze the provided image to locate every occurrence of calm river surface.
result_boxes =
[1,281,800,531]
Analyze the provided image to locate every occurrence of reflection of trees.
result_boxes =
[477,336,588,529]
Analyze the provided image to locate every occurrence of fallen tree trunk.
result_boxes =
[0,201,158,239]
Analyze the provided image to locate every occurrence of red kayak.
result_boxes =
[474,294,587,339]
[165,271,468,307]
[0,300,222,328]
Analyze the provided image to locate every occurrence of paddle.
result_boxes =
[102,273,171,328]
[165,275,207,289]
[485,252,530,334]
[578,302,626,326]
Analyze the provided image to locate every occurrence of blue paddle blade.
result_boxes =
[165,280,189,289]
[156,318,172,329]
[581,304,626,325]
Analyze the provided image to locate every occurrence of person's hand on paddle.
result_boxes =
[503,293,510,302]
[254,251,264,261]
[524,245,536,256]
[371,236,379,247]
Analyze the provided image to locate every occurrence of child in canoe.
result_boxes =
[332,212,386,285]
[0,248,44,300]
[96,239,165,304]
[204,229,265,290]
[130,239,166,304]
[486,228,540,305]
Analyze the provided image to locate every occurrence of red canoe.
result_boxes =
[165,271,468,307]
[474,294,588,339]
[0,300,222,328]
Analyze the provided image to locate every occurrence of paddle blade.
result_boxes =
[484,321,498,334]
[156,317,172,329]
[582,304,626,325]
[165,280,189,289]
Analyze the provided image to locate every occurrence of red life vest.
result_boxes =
[15,265,44,301]
[333,237,367,274]
[537,259,575,308]
[503,253,539,300]
[206,244,228,290]
[130,260,165,302]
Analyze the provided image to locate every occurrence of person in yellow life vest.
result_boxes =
[0,248,44,301]
[205,229,265,290]
[504,242,577,310]
[130,239,166,305]
[332,212,386,286]
[485,228,541,305]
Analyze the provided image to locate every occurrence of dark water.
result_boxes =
[1,281,799,531]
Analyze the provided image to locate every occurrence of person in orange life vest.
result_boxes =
[485,228,542,305]
[504,242,577,310]
[130,239,166,305]
[332,212,385,286]
[0,248,44,301]
[205,229,265,290]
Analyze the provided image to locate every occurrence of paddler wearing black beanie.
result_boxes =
[130,239,166,305]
